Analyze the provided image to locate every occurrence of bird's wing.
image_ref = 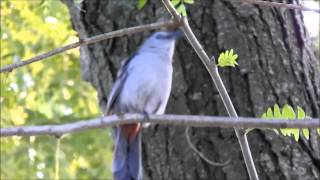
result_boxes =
[105,53,137,115]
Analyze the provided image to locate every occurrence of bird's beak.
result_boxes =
[170,31,183,39]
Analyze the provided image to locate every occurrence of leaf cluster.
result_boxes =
[217,49,239,67]
[261,104,319,141]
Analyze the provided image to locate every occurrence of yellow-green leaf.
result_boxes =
[282,104,296,119]
[171,0,180,6]
[137,0,148,9]
[176,4,187,16]
[273,104,281,118]
[184,0,194,4]
[297,106,305,119]
[302,128,309,139]
[217,49,239,67]
[280,128,289,136]
[292,129,300,141]
[266,107,273,118]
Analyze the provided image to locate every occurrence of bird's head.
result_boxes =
[139,31,182,58]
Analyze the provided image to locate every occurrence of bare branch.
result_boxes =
[0,20,179,73]
[185,127,231,166]
[238,0,320,13]
[1,114,319,137]
[161,0,258,179]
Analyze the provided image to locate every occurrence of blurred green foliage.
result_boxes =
[0,0,113,179]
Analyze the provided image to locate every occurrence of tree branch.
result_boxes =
[185,127,232,166]
[1,114,319,137]
[161,0,259,179]
[0,20,179,73]
[238,0,320,13]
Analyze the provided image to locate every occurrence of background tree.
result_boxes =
[64,0,320,180]
[1,0,319,179]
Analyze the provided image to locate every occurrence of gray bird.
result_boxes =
[105,31,181,180]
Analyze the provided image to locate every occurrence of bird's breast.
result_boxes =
[119,55,173,113]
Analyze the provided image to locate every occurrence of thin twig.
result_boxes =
[238,0,320,13]
[161,0,259,179]
[1,114,319,137]
[0,20,179,73]
[185,127,231,166]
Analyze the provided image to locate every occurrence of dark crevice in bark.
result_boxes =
[175,47,195,115]
[258,130,286,179]
[243,73,255,115]
[250,17,278,106]
[164,126,170,178]
[299,137,320,171]
[290,11,304,50]
[142,141,153,180]
[105,55,117,81]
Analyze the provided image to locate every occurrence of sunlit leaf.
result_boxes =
[261,104,314,142]
[296,106,309,139]
[184,0,194,4]
[266,107,273,118]
[302,128,310,139]
[297,106,305,119]
[137,0,148,9]
[273,104,281,118]
[282,104,296,119]
[176,4,187,16]
[292,128,300,141]
[171,0,180,6]
[217,49,239,67]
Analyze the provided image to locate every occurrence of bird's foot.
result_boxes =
[142,111,151,128]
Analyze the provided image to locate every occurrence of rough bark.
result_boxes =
[66,0,320,179]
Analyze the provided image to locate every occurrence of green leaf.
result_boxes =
[137,0,148,9]
[297,106,309,139]
[317,128,320,136]
[292,129,300,141]
[184,0,194,4]
[261,104,317,142]
[273,104,281,118]
[297,106,305,119]
[280,128,289,136]
[282,104,296,119]
[176,4,187,16]
[217,49,239,67]
[302,128,310,139]
[266,107,273,118]
[282,105,298,141]
[171,0,180,6]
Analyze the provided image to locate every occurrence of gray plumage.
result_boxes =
[106,31,181,180]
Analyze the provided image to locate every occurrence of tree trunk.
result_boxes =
[65,0,320,179]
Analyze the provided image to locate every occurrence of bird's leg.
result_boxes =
[141,111,151,128]
[142,110,150,122]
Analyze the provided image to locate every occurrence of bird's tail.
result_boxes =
[112,124,142,180]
